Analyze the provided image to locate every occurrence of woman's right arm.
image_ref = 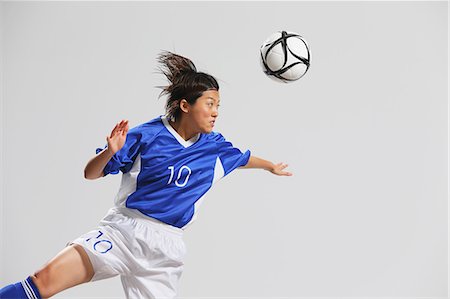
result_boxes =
[84,119,129,180]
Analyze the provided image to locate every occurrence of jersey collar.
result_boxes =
[160,115,201,148]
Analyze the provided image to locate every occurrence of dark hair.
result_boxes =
[155,50,219,122]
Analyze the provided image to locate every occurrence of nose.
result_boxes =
[212,108,219,117]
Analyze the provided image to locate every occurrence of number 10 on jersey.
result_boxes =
[167,165,192,187]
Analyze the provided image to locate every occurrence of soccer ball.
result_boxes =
[260,30,311,83]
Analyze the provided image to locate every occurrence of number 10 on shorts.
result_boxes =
[85,230,113,254]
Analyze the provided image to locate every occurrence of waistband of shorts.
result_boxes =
[109,207,184,237]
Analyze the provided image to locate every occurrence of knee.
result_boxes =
[31,266,57,299]
[31,245,94,298]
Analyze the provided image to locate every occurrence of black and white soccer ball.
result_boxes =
[260,30,311,83]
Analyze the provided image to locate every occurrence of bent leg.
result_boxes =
[31,244,94,298]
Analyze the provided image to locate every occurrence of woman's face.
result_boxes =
[188,89,220,133]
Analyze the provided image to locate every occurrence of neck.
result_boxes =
[169,117,198,141]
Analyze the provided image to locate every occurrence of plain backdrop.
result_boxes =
[0,1,448,298]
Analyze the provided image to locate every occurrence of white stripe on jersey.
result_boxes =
[212,156,225,184]
[182,156,225,230]
[114,153,141,208]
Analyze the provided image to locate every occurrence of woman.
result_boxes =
[0,51,292,299]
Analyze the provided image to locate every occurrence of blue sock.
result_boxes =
[0,277,42,299]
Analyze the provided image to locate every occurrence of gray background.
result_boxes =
[0,1,448,298]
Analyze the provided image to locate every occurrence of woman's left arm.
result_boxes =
[239,155,292,176]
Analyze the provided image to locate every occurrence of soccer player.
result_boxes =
[0,51,292,299]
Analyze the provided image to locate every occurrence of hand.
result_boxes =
[106,119,129,155]
[270,162,293,176]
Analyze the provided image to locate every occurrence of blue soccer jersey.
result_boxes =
[96,115,251,229]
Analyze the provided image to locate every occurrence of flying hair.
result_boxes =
[155,50,219,122]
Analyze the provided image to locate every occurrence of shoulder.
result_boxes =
[205,131,226,143]
[127,115,166,141]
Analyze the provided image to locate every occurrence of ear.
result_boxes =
[179,99,190,114]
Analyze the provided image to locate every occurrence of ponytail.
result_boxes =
[155,50,219,121]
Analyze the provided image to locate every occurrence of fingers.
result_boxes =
[279,169,293,176]
[274,162,293,176]
[122,121,129,136]
[117,120,128,133]
[276,162,289,170]
[110,120,129,138]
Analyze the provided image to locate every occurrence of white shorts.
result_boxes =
[69,207,186,299]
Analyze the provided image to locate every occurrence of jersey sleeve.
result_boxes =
[213,132,251,177]
[95,127,142,176]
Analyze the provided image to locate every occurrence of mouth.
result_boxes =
[210,120,215,127]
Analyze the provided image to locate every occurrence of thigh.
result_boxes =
[69,225,133,281]
[32,244,94,298]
